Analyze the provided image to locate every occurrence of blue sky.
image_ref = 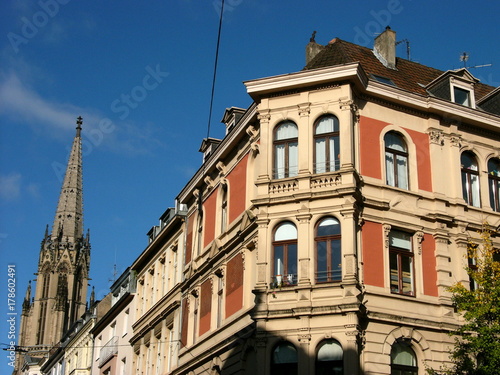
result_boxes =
[0,0,499,370]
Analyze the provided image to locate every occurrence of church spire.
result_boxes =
[52,116,84,242]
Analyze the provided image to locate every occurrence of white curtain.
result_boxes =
[386,152,395,186]
[315,139,326,173]
[289,142,298,177]
[471,174,480,207]
[275,144,285,178]
[397,155,408,189]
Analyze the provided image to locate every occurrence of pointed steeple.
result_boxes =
[22,281,31,312]
[52,116,84,243]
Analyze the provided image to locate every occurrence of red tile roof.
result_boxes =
[304,38,495,101]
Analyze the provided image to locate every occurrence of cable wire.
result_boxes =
[206,0,225,140]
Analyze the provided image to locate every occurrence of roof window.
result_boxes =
[371,74,396,86]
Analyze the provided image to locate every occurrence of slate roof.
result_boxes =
[304,38,496,103]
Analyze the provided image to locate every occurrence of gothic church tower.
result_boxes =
[16,117,90,371]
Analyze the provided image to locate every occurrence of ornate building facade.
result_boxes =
[15,118,91,374]
[129,27,499,374]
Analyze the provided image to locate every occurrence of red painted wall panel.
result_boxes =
[404,129,433,192]
[359,116,387,179]
[225,253,243,318]
[362,221,385,288]
[180,298,189,348]
[185,213,194,265]
[203,187,218,249]
[199,279,212,336]
[227,153,249,224]
[422,233,438,296]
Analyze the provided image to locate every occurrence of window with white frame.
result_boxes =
[389,230,415,296]
[453,86,471,106]
[461,151,480,207]
[488,158,500,212]
[273,121,298,179]
[314,115,340,173]
[385,132,409,190]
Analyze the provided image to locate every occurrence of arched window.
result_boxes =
[271,342,298,375]
[315,217,341,283]
[461,151,480,207]
[314,115,340,173]
[273,222,298,286]
[488,158,500,212]
[274,121,298,179]
[385,132,408,189]
[316,339,343,375]
[391,342,417,375]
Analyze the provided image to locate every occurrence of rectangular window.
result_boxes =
[389,230,415,296]
[454,86,471,106]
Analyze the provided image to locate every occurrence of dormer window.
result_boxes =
[453,86,471,107]
[426,68,478,108]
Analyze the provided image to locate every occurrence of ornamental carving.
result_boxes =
[450,135,462,148]
[297,103,311,117]
[216,161,226,175]
[428,129,444,146]
[383,224,392,249]
[415,231,424,255]
[257,112,271,124]
[246,125,258,139]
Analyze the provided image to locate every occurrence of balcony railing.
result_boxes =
[99,336,118,367]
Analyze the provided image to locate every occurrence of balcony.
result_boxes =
[99,336,118,367]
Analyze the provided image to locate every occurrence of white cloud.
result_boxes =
[0,173,22,201]
[0,72,164,156]
[0,73,83,132]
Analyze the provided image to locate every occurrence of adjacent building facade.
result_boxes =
[90,268,136,375]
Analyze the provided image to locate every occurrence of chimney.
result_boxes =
[374,26,396,69]
[306,31,324,65]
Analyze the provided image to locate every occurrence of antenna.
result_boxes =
[396,39,411,60]
[459,52,492,69]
